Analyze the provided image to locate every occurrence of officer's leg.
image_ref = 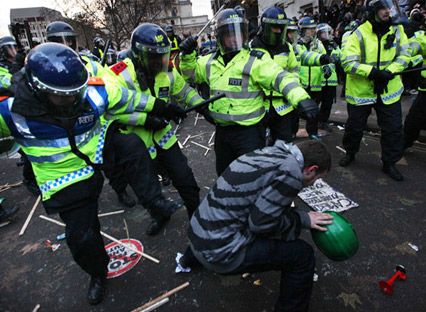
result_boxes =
[404,91,426,149]
[107,166,135,208]
[375,99,403,164]
[342,103,371,156]
[232,123,266,159]
[305,91,321,137]
[156,143,200,218]
[269,107,295,143]
[59,201,109,305]
[214,125,238,176]
[318,86,336,126]
[103,128,180,223]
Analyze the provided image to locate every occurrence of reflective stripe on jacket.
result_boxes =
[341,21,410,105]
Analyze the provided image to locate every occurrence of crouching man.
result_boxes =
[180,140,333,311]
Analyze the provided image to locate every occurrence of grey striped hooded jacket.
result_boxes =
[188,140,311,273]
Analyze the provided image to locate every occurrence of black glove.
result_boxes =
[196,106,215,125]
[179,36,198,55]
[368,68,394,95]
[298,99,318,120]
[144,115,168,131]
[152,99,187,122]
[320,54,332,65]
[323,65,332,79]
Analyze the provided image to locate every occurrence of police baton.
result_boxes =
[393,66,426,75]
[194,0,231,40]
[100,39,112,66]
[185,93,226,113]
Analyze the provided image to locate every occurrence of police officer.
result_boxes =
[165,24,182,69]
[0,43,182,304]
[46,21,134,206]
[180,8,318,175]
[297,17,329,140]
[105,23,203,235]
[105,48,117,66]
[92,36,105,60]
[404,29,426,149]
[340,0,411,181]
[251,6,310,143]
[46,22,105,77]
[317,23,341,132]
[0,36,18,90]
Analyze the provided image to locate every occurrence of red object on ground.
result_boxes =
[379,265,407,295]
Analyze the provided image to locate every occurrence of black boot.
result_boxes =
[0,204,19,223]
[117,190,136,208]
[146,215,170,236]
[87,276,107,305]
[382,163,403,181]
[339,154,355,167]
[148,198,182,218]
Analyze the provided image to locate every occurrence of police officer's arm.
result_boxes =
[408,31,425,67]
[295,44,326,66]
[254,54,310,108]
[286,44,301,76]
[341,31,373,77]
[0,114,11,138]
[179,51,209,84]
[386,26,411,74]
[0,67,12,89]
[169,68,203,108]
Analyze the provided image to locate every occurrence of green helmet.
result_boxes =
[311,211,359,261]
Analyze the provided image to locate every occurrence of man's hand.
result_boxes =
[308,211,334,231]
[144,115,168,131]
[298,99,318,120]
[179,36,198,55]
[196,106,215,125]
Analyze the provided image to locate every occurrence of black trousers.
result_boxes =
[318,86,336,123]
[102,130,162,206]
[305,91,321,136]
[55,128,164,278]
[155,143,200,218]
[343,98,403,164]
[404,91,426,148]
[268,108,298,143]
[214,122,265,176]
[59,201,109,278]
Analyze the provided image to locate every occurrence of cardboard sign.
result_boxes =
[298,179,359,212]
[105,239,143,279]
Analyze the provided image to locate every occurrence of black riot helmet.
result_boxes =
[215,8,248,56]
[130,23,171,79]
[259,6,289,47]
[46,21,77,51]
[366,0,406,24]
[25,43,89,119]
[0,36,18,62]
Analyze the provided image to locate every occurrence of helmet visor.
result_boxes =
[216,19,248,55]
[47,33,77,51]
[4,44,18,59]
[263,23,288,46]
[134,44,170,77]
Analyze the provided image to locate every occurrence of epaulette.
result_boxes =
[88,77,105,86]
[110,61,127,75]
[250,50,265,59]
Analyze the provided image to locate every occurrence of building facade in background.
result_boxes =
[9,7,62,48]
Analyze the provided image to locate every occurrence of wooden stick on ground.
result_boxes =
[0,181,23,193]
[39,215,160,264]
[98,210,125,218]
[182,135,191,146]
[208,131,215,144]
[32,304,41,312]
[131,282,190,312]
[190,141,210,151]
[19,195,41,236]
[140,298,169,312]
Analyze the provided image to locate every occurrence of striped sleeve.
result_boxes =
[341,30,374,77]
